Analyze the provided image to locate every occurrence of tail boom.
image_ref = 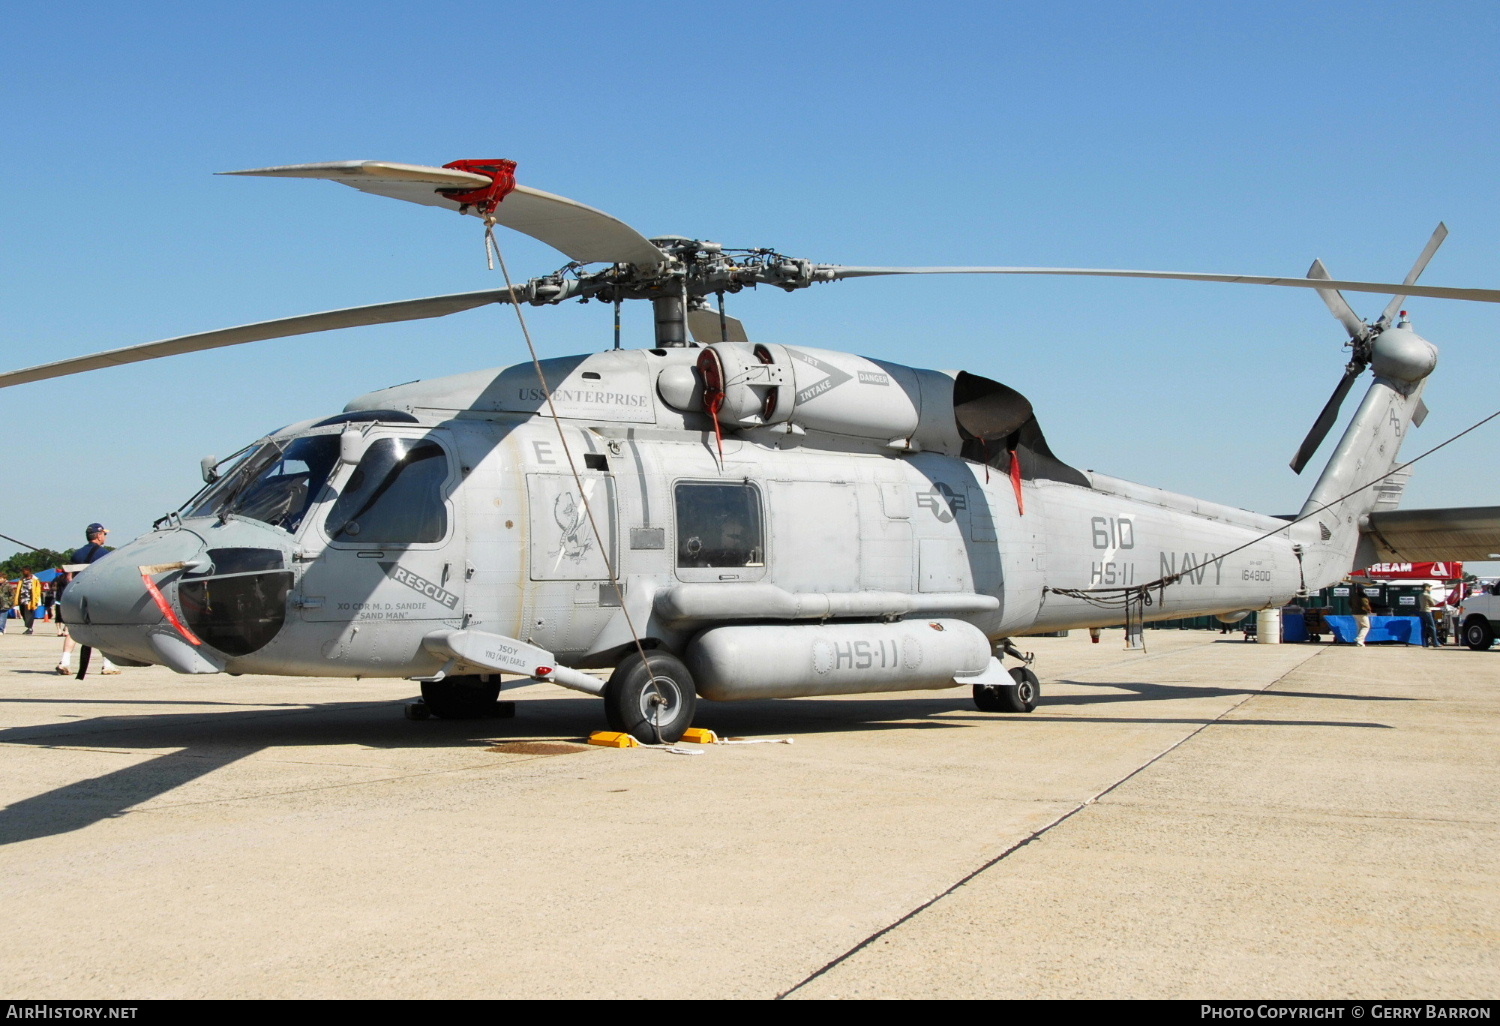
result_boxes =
[1295,326,1437,589]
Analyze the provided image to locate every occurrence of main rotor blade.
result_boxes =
[827,265,1500,305]
[686,306,750,344]
[221,161,667,268]
[1306,259,1366,339]
[1289,367,1362,475]
[1378,222,1449,327]
[0,289,517,390]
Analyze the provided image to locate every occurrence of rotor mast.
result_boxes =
[653,296,689,347]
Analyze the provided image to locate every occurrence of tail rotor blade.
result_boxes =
[1307,259,1366,339]
[1290,367,1362,475]
[1378,222,1449,326]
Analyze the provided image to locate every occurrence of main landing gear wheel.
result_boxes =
[1463,618,1495,651]
[605,651,697,744]
[417,676,512,719]
[973,667,1041,714]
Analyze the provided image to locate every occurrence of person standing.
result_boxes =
[1351,587,1372,647]
[12,569,42,635]
[62,523,120,676]
[53,567,73,673]
[1417,584,1439,649]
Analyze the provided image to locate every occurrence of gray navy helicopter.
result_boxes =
[7,157,1500,742]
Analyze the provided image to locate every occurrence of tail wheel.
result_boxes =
[604,651,697,743]
[972,667,1041,714]
[1463,618,1495,651]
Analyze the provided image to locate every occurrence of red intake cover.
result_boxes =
[439,158,518,216]
[696,349,726,414]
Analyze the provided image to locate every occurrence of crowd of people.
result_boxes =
[2,523,118,675]
[1342,580,1473,647]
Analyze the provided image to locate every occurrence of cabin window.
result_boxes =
[325,437,449,544]
[674,482,764,568]
[187,435,339,534]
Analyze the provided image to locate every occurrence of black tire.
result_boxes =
[973,667,1040,713]
[973,683,1005,712]
[1001,666,1040,712]
[420,675,504,719]
[1462,617,1495,652]
[605,651,697,743]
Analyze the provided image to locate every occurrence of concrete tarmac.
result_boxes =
[0,624,1493,999]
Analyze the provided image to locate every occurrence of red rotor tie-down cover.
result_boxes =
[439,158,518,216]
[1009,449,1025,516]
[697,349,727,460]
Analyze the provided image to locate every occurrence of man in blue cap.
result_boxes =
[74,524,111,566]
[58,523,120,675]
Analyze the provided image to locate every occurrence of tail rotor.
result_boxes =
[1288,223,1447,475]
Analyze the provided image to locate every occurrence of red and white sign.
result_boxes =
[1352,561,1465,580]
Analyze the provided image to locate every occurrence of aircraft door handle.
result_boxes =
[296,596,326,609]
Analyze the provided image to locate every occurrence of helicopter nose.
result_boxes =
[66,524,300,672]
[62,528,224,672]
[62,529,209,629]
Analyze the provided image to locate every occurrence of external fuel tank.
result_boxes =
[684,618,992,701]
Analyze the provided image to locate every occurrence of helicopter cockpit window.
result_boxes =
[324,437,449,544]
[185,435,339,534]
[674,482,764,568]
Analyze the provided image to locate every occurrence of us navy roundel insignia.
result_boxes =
[916,483,967,523]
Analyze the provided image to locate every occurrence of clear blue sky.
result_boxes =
[4,1,1498,571]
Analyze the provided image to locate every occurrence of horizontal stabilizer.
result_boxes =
[1359,506,1500,563]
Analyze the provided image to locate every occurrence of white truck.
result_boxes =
[1457,592,1499,650]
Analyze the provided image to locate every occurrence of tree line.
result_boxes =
[1,549,75,579]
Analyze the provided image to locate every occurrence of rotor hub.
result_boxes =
[1370,327,1438,383]
[507,240,837,311]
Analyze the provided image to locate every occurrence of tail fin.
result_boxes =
[1295,324,1437,589]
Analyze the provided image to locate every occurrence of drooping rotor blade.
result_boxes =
[0,289,518,390]
[1378,222,1449,327]
[826,266,1500,305]
[686,306,750,344]
[221,161,667,268]
[1289,366,1363,475]
[1306,259,1366,339]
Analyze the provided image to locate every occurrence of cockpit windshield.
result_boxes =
[186,435,340,533]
